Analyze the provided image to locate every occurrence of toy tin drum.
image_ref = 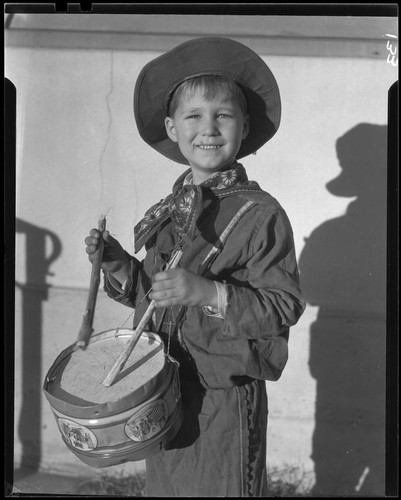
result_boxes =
[43,329,182,468]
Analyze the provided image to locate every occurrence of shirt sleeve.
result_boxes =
[223,208,305,339]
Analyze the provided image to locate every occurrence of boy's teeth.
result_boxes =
[199,145,220,149]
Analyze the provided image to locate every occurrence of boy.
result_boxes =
[85,37,305,497]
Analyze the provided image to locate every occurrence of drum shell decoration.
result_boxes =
[43,329,183,469]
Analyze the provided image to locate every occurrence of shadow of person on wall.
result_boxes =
[298,123,387,496]
[15,219,62,478]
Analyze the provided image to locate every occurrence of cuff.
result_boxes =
[202,281,228,319]
[103,254,136,300]
[105,273,128,294]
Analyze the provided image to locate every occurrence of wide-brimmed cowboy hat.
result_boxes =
[134,36,281,164]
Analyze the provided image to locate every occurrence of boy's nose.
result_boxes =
[201,117,219,135]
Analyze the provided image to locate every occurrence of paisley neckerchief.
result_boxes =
[133,161,261,253]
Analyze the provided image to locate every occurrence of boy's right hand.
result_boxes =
[85,229,129,276]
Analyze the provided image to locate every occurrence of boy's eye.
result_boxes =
[186,114,200,119]
[218,113,232,118]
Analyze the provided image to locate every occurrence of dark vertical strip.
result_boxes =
[4,77,16,494]
[386,80,399,498]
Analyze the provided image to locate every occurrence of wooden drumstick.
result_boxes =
[102,247,183,387]
[77,215,106,349]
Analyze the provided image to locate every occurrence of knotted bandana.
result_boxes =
[134,162,261,253]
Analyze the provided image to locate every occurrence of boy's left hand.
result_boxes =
[150,268,217,309]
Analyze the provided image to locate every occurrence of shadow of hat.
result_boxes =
[326,123,388,198]
[134,37,281,165]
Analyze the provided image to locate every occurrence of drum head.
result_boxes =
[47,329,166,405]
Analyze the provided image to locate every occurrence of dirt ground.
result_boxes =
[10,467,86,495]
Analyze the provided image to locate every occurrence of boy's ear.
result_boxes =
[165,117,178,143]
[242,115,250,140]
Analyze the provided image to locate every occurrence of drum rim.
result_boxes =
[43,329,175,418]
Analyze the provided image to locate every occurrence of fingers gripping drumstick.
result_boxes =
[77,216,106,349]
[102,248,183,387]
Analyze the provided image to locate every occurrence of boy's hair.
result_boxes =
[167,75,248,118]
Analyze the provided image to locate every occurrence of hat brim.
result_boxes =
[134,37,281,165]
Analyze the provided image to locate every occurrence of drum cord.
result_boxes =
[112,244,180,336]
[113,238,184,360]
[115,309,136,333]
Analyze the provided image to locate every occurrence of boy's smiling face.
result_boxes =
[164,86,249,184]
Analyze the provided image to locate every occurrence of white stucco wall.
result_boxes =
[6,19,397,496]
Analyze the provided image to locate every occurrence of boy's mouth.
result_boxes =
[197,144,223,150]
